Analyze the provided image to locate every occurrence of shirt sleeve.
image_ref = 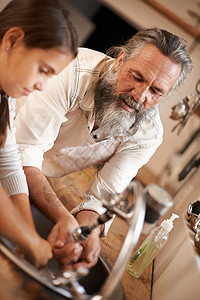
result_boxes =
[14,69,71,170]
[70,145,156,236]
[0,98,28,196]
[70,193,114,237]
[92,144,159,196]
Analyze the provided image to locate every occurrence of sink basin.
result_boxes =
[0,205,125,299]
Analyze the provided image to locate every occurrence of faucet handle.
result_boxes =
[102,181,141,219]
[63,266,89,280]
[53,267,89,286]
[52,267,89,299]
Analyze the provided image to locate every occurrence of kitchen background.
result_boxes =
[65,0,200,199]
[1,0,199,196]
[1,1,200,299]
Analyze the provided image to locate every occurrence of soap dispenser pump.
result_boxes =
[127,213,179,278]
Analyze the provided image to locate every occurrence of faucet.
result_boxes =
[58,180,146,299]
[68,181,172,299]
[97,180,146,299]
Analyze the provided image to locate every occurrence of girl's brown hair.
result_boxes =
[0,0,78,148]
[0,91,9,148]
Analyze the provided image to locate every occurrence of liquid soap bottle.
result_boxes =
[127,213,179,278]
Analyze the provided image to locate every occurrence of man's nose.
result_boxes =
[130,84,149,103]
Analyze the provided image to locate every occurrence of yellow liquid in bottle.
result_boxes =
[127,242,160,278]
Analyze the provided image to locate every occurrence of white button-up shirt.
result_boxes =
[15,48,163,229]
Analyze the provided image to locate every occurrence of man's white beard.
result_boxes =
[91,69,144,142]
[92,101,138,141]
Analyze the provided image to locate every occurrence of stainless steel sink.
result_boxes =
[0,205,125,300]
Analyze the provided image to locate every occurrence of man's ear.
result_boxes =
[2,27,25,50]
[114,51,124,72]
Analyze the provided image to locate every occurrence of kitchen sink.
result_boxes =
[0,205,125,299]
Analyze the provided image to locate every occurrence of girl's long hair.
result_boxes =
[0,0,78,148]
[0,91,9,148]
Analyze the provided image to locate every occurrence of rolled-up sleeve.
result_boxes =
[70,146,154,236]
[0,98,28,196]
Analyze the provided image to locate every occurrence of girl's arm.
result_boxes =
[0,185,52,268]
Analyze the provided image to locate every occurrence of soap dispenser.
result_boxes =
[127,213,179,278]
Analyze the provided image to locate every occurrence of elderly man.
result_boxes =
[15,28,192,270]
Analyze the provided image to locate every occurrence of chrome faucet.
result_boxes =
[68,180,171,299]
[96,180,146,299]
[68,180,146,299]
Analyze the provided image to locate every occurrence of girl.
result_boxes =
[0,0,77,268]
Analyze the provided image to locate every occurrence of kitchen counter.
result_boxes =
[101,218,153,300]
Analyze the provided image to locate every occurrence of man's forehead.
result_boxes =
[125,47,181,92]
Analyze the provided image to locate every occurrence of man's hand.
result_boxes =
[48,211,102,270]
[70,210,102,270]
[23,167,102,270]
[69,229,101,270]
[53,229,101,270]
[47,214,83,268]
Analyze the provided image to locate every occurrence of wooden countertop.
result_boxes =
[0,166,153,300]
[100,218,153,300]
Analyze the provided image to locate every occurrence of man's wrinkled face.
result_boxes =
[93,44,181,141]
[93,70,143,141]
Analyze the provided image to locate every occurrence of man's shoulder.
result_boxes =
[78,47,107,60]
[76,47,114,72]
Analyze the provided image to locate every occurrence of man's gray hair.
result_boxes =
[107,27,192,91]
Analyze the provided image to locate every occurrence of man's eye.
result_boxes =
[151,88,158,95]
[132,74,142,82]
[151,88,162,96]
